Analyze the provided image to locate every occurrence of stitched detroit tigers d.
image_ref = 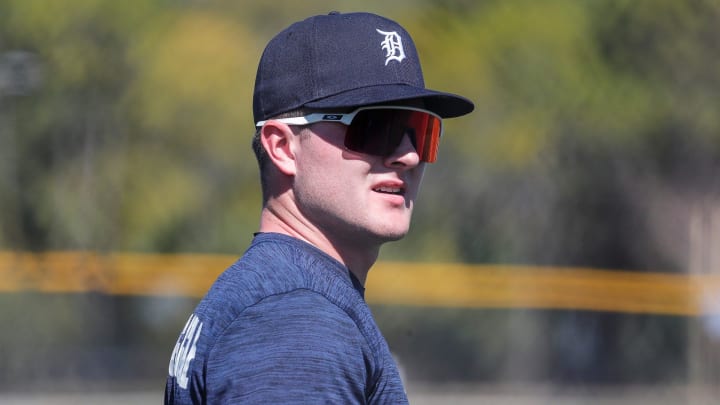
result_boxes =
[377,29,406,65]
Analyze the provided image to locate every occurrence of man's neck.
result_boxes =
[258,204,379,285]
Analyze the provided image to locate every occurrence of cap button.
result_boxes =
[328,11,340,15]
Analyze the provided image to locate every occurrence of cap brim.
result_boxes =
[303,84,474,119]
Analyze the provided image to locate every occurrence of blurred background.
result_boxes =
[1,0,720,403]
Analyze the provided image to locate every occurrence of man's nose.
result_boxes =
[384,132,420,168]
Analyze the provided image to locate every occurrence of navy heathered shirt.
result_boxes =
[165,232,408,404]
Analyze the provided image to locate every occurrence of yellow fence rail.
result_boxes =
[1,251,719,316]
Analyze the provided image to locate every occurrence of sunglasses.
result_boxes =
[255,106,443,163]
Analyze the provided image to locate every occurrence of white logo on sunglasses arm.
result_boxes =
[377,29,405,65]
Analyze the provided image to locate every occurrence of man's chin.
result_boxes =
[377,228,410,243]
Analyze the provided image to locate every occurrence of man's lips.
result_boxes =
[372,181,406,195]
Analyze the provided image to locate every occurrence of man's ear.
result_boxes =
[260,121,298,177]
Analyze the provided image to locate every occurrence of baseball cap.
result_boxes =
[252,12,474,123]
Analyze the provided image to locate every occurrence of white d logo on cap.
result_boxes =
[377,29,406,65]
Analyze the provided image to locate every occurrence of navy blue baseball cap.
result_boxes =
[253,12,474,123]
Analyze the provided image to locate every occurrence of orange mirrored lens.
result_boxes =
[344,108,442,162]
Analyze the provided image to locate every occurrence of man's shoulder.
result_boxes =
[199,235,363,322]
[193,240,368,345]
[203,289,377,402]
[215,288,368,352]
[200,272,371,347]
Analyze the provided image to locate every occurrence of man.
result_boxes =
[165,11,473,404]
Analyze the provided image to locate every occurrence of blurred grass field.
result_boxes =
[0,384,716,404]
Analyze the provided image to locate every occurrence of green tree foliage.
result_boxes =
[385,0,720,273]
[1,0,719,267]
